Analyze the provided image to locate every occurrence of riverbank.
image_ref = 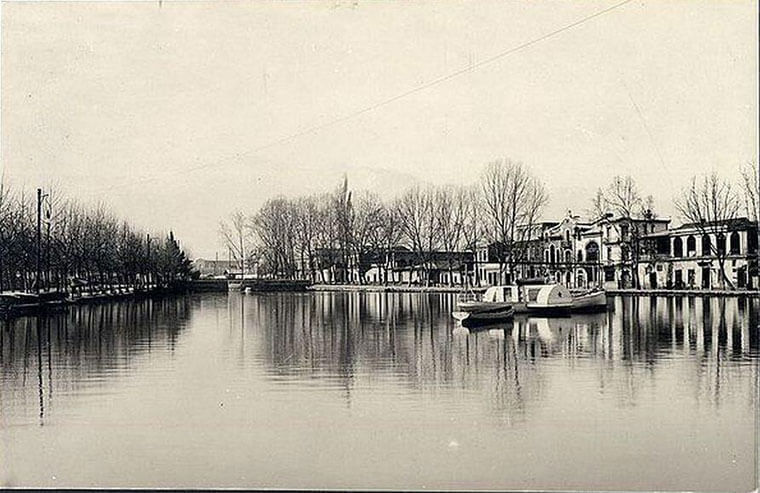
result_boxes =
[0,284,186,320]
[308,284,485,293]
[310,284,760,297]
[608,288,760,297]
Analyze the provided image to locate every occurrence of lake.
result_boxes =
[1,292,757,490]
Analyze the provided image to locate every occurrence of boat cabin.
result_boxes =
[482,283,572,306]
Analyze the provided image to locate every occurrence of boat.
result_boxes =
[570,288,608,312]
[452,303,514,324]
[524,283,573,314]
[452,285,520,323]
[227,273,244,292]
[453,281,580,320]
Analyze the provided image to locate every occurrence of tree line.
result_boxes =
[220,159,547,285]
[221,158,759,288]
[0,183,194,294]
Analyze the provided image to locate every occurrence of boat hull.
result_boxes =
[452,304,514,323]
[571,291,607,312]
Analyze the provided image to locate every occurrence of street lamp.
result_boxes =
[36,188,52,296]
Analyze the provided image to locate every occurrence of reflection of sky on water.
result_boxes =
[0,292,757,490]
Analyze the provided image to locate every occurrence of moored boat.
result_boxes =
[524,283,573,314]
[570,289,607,311]
[452,304,514,323]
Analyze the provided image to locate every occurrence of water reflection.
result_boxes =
[1,292,757,490]
[0,297,191,426]
[235,292,759,421]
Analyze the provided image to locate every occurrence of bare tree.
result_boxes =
[352,191,385,284]
[434,185,468,286]
[375,202,404,285]
[460,185,483,287]
[480,158,547,284]
[592,175,655,289]
[396,185,439,286]
[675,172,742,289]
[219,211,249,275]
[741,161,759,222]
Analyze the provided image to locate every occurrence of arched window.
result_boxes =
[716,233,726,254]
[564,230,570,242]
[577,250,583,262]
[730,231,740,255]
[550,245,556,264]
[544,250,549,264]
[565,250,572,263]
[673,237,683,257]
[686,236,696,256]
[585,241,599,262]
[701,234,711,256]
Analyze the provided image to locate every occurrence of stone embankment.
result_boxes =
[308,284,484,293]
[608,288,760,297]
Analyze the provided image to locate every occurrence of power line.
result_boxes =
[91,0,635,196]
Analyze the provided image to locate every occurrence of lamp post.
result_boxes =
[36,188,51,296]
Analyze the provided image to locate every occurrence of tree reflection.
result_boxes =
[242,292,759,421]
[0,297,191,425]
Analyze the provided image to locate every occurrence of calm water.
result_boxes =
[0,292,758,490]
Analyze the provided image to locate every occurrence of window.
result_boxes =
[585,241,599,262]
[716,233,726,254]
[527,288,540,302]
[565,250,572,263]
[673,237,683,257]
[577,250,583,262]
[686,236,696,256]
[730,232,740,255]
[701,235,711,256]
[656,237,670,255]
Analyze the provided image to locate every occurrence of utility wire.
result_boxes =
[91,0,635,196]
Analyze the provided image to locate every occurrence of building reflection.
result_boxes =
[242,292,759,420]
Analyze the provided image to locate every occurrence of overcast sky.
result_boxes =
[1,0,757,258]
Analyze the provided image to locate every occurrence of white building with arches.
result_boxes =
[638,218,758,290]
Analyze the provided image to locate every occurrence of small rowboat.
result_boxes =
[452,303,514,323]
[570,289,607,311]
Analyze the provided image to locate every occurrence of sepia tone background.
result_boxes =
[1,0,757,258]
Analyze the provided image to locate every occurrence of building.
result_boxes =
[475,222,558,286]
[363,248,474,286]
[638,218,758,290]
[193,258,245,278]
[592,211,671,289]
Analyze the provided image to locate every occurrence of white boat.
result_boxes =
[570,289,607,311]
[454,282,579,321]
[524,283,573,314]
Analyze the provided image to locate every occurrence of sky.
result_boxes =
[1,0,757,258]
